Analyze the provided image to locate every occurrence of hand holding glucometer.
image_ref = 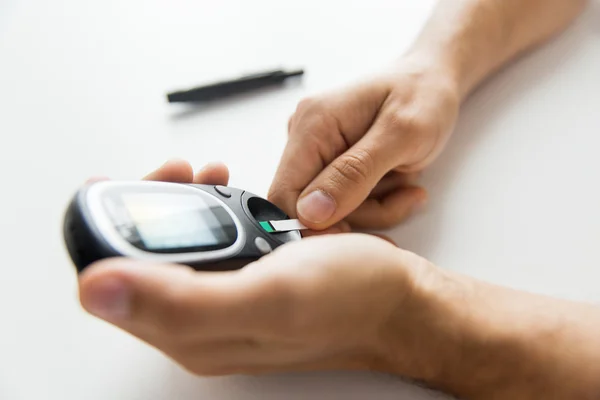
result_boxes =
[63,181,307,272]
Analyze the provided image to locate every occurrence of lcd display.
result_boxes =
[118,192,236,252]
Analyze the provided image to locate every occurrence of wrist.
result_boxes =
[391,50,464,102]
[400,0,588,101]
[398,44,485,102]
[374,254,515,396]
[376,254,596,399]
[370,249,462,381]
[398,0,514,100]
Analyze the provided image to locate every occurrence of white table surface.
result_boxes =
[1,1,599,399]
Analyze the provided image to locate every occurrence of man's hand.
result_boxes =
[268,0,587,233]
[78,160,426,375]
[268,60,460,231]
[79,233,421,376]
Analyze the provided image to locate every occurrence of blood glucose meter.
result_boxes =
[62,181,305,272]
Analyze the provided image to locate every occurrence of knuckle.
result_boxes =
[329,149,374,188]
[290,97,344,161]
[291,97,336,136]
[295,96,324,115]
[386,108,432,136]
[383,107,439,163]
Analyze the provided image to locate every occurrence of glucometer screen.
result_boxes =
[106,191,237,253]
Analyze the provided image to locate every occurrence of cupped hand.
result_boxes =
[77,160,426,376]
[268,59,460,231]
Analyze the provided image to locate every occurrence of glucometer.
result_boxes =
[62,181,307,272]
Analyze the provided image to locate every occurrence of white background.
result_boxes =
[0,1,599,399]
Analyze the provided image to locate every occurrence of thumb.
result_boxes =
[296,129,400,229]
[77,258,263,345]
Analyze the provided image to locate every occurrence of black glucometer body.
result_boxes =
[62,181,301,272]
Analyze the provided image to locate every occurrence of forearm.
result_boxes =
[383,261,600,399]
[405,0,588,98]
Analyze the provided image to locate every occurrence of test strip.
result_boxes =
[259,219,307,233]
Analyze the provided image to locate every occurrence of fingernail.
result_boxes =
[297,190,336,223]
[84,277,131,321]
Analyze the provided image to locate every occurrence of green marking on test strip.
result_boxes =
[259,221,275,233]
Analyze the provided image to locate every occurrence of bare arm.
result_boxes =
[406,0,588,98]
[384,265,600,399]
[379,3,597,397]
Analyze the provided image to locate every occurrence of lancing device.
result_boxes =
[166,68,304,103]
[62,181,307,272]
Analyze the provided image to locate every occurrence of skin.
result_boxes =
[77,0,600,399]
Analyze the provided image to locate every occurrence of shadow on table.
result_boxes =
[384,5,598,261]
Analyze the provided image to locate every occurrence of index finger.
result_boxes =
[267,114,331,218]
[268,81,390,222]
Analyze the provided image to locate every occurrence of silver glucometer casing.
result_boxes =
[63,181,301,272]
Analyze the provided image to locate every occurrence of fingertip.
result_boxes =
[409,186,429,212]
[194,162,230,185]
[144,159,194,183]
[165,158,192,168]
[85,176,110,184]
[78,258,197,325]
[163,158,194,176]
[78,258,139,322]
[78,258,141,293]
[338,220,352,233]
[296,189,337,228]
[200,161,228,171]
